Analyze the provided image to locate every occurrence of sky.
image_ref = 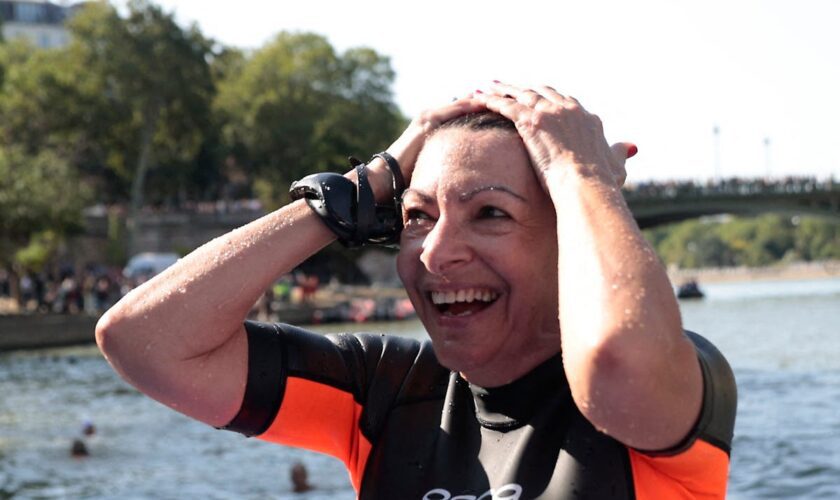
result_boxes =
[138,0,839,183]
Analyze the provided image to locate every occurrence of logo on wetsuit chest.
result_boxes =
[422,483,522,500]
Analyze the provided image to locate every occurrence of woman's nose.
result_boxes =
[419,216,472,276]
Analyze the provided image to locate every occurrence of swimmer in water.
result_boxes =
[290,462,313,493]
[97,82,736,498]
[70,438,89,458]
[82,420,96,437]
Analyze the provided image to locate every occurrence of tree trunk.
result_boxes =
[126,98,162,256]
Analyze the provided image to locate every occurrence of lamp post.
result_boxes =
[764,137,771,179]
[713,125,721,180]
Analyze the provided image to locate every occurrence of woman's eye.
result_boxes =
[404,208,432,223]
[477,206,509,219]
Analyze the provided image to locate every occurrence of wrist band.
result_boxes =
[289,154,404,248]
[372,151,405,200]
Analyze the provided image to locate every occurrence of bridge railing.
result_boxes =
[623,176,839,200]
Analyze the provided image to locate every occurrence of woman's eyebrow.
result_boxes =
[401,188,433,203]
[459,185,526,203]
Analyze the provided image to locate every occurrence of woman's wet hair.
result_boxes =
[437,111,516,133]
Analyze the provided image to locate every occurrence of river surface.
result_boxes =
[2,278,839,499]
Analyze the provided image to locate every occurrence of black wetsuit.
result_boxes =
[224,322,737,499]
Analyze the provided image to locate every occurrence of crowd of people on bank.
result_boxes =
[0,264,316,316]
[623,175,837,199]
[0,265,126,315]
[0,263,414,323]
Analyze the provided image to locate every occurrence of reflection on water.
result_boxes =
[1,278,839,498]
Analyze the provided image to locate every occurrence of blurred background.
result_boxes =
[1,0,839,498]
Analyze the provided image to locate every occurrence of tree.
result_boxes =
[64,0,216,248]
[0,2,218,211]
[0,146,89,303]
[0,40,96,162]
[215,32,405,207]
[794,217,840,260]
[654,219,734,269]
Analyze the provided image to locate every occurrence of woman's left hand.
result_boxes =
[475,82,635,189]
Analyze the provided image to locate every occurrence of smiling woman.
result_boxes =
[398,117,560,385]
[96,82,736,499]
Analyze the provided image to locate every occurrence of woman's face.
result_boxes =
[397,127,561,385]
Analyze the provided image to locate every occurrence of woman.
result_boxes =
[97,82,736,499]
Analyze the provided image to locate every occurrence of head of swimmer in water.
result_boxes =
[397,111,561,386]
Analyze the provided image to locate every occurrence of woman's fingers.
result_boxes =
[488,81,544,108]
[610,142,636,187]
[488,81,580,109]
[414,94,485,133]
[473,91,529,124]
[612,142,639,161]
[477,82,631,187]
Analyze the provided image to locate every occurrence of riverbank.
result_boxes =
[4,264,838,351]
[0,313,98,352]
[668,260,840,284]
[0,285,413,352]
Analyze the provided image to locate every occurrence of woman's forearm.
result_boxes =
[99,201,332,355]
[547,170,702,450]
[96,200,335,424]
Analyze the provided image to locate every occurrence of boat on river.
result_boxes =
[676,280,705,299]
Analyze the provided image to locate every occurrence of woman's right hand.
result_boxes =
[367,95,485,195]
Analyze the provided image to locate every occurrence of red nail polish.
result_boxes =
[492,80,501,84]
[627,144,638,158]
[475,89,484,94]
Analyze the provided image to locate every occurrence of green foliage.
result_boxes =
[0,2,405,271]
[67,0,216,207]
[0,8,403,211]
[645,215,840,268]
[655,219,733,268]
[215,32,405,204]
[15,230,59,272]
[0,40,91,158]
[0,146,89,268]
[794,217,840,260]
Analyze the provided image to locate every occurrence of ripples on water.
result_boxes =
[0,348,355,499]
[682,278,840,499]
[1,278,839,498]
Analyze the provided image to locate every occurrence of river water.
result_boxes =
[1,278,839,499]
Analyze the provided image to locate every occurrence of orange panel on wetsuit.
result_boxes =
[259,377,372,492]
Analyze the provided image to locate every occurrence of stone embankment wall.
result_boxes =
[0,314,98,352]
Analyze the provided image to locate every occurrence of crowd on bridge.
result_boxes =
[82,176,838,219]
[623,175,837,199]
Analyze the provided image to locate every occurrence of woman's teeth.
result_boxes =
[430,289,499,316]
[431,289,498,304]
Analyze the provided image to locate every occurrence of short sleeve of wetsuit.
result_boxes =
[220,320,443,492]
[627,330,738,499]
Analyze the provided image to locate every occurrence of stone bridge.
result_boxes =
[625,178,840,228]
[80,178,840,256]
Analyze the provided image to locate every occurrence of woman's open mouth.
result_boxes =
[430,288,499,317]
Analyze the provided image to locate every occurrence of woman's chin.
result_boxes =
[431,341,495,376]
